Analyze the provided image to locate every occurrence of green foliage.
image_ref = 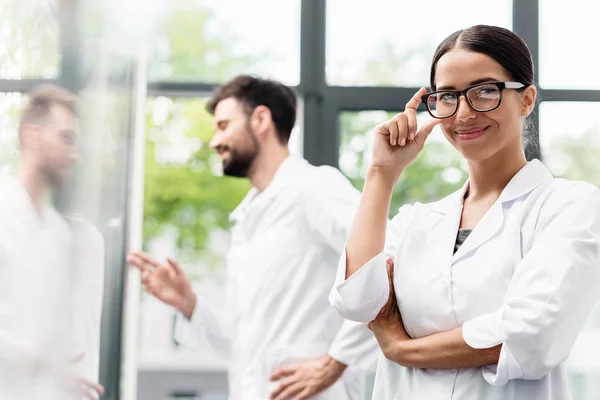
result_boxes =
[544,126,600,187]
[339,111,468,216]
[148,1,259,82]
[144,98,250,270]
[0,94,25,170]
[0,0,58,78]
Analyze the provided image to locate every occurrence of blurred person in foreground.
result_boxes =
[0,84,104,399]
[128,75,378,400]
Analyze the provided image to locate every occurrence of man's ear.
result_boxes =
[250,105,273,139]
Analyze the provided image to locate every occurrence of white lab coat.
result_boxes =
[179,155,378,400]
[0,175,104,398]
[64,213,105,383]
[330,160,600,400]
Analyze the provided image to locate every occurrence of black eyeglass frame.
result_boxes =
[421,81,527,119]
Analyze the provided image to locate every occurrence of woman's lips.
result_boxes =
[455,126,489,141]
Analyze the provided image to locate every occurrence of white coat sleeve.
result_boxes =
[303,168,396,368]
[0,273,45,374]
[174,278,235,361]
[68,219,105,382]
[462,186,600,385]
[0,316,43,370]
[329,204,413,323]
[327,319,379,371]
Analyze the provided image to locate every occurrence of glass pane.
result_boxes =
[0,0,59,78]
[540,102,600,400]
[339,111,468,216]
[0,93,24,172]
[139,97,248,383]
[143,97,251,275]
[327,0,512,86]
[539,102,600,187]
[540,2,600,89]
[0,79,135,399]
[148,0,300,85]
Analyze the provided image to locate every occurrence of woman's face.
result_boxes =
[433,48,536,162]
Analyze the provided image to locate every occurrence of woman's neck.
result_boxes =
[466,145,528,201]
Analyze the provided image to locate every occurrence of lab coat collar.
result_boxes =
[229,155,307,224]
[427,159,553,263]
[432,159,553,215]
[497,159,553,203]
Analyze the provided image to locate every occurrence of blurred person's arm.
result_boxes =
[66,216,106,382]
[0,233,103,398]
[128,252,233,360]
[0,327,104,398]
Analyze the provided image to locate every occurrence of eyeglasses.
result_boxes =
[421,81,526,119]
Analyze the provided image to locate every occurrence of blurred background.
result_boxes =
[1,0,599,399]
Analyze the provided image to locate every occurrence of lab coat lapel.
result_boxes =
[452,160,553,263]
[452,198,504,263]
[425,183,468,265]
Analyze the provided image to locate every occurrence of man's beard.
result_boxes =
[222,128,259,178]
[223,148,257,177]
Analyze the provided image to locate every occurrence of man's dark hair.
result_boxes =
[206,75,297,144]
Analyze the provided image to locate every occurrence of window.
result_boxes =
[339,110,468,215]
[143,97,250,276]
[539,1,600,89]
[539,102,600,187]
[326,0,512,86]
[539,101,600,399]
[0,93,24,173]
[147,0,300,85]
[0,0,59,78]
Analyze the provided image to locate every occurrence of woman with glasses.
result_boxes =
[330,25,600,399]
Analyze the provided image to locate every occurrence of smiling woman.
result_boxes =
[428,26,536,164]
[330,25,600,400]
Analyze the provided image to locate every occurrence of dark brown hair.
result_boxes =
[430,25,534,90]
[206,75,297,144]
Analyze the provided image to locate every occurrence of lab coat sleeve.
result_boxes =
[301,168,381,368]
[328,319,379,371]
[462,186,600,385]
[303,166,362,252]
[69,219,105,382]
[175,291,234,362]
[329,204,413,323]
[0,303,46,373]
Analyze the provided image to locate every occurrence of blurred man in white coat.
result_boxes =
[0,85,104,399]
[128,75,378,400]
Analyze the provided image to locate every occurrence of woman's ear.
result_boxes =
[521,85,537,117]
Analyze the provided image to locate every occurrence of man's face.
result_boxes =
[39,104,79,188]
[209,97,259,177]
